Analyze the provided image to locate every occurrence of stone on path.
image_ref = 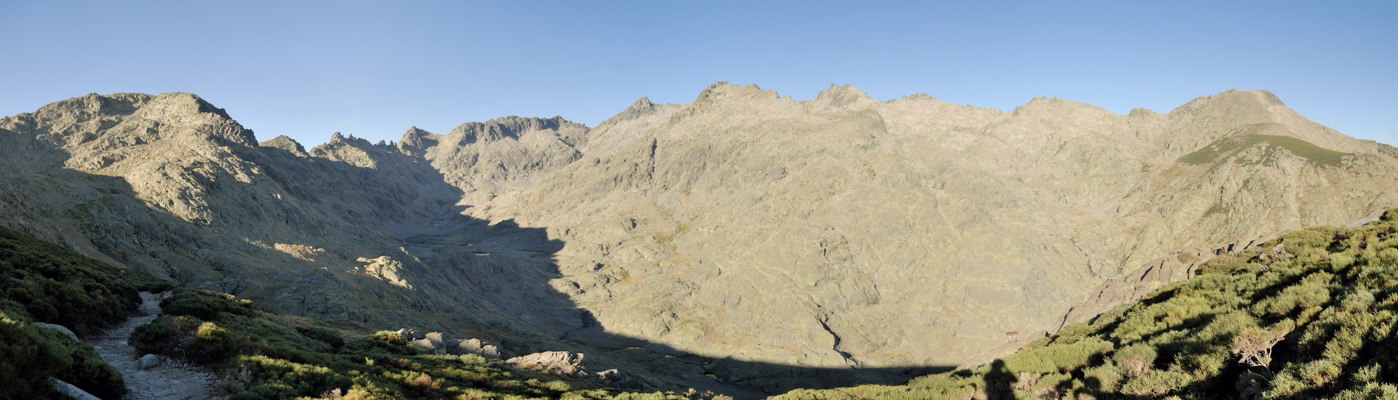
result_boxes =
[137,354,161,370]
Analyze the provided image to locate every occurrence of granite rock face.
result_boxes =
[2,86,1397,392]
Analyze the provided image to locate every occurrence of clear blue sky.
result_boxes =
[3,1,1395,147]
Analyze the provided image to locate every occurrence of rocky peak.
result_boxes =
[34,92,152,120]
[894,93,942,103]
[310,132,392,168]
[629,96,657,111]
[1161,89,1329,152]
[810,83,875,109]
[596,97,662,128]
[133,92,258,146]
[259,135,308,157]
[693,81,780,104]
[446,116,586,146]
[1170,89,1288,118]
[1010,96,1117,121]
[396,126,438,155]
[1128,107,1160,117]
[695,81,740,103]
[1216,89,1285,107]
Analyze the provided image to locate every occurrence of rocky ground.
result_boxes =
[90,292,220,400]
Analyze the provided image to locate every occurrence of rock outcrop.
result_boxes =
[395,328,513,359]
[506,351,589,378]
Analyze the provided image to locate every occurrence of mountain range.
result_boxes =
[2,83,1395,393]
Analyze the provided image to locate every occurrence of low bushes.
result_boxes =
[0,227,139,335]
[0,228,143,398]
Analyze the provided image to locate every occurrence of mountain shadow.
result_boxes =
[0,113,949,398]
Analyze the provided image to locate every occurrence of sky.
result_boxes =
[2,1,1395,147]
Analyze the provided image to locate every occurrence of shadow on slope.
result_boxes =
[0,127,952,398]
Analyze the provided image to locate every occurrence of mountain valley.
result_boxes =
[2,83,1397,396]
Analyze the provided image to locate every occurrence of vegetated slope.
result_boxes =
[776,208,1398,400]
[464,83,1398,378]
[0,227,143,399]
[129,285,700,400]
[0,226,700,400]
[2,86,1398,393]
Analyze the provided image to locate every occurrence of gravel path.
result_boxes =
[90,292,221,400]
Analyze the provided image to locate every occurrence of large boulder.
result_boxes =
[505,351,588,378]
[450,337,513,359]
[408,338,441,354]
[33,322,79,342]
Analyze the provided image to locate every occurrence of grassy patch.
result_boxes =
[1179,130,1348,167]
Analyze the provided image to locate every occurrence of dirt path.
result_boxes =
[90,292,221,400]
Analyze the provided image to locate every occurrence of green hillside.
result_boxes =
[127,285,699,400]
[778,208,1398,400]
[0,227,146,399]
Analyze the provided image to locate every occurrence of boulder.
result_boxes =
[479,343,512,359]
[48,378,101,400]
[33,322,79,342]
[455,338,484,353]
[505,351,588,378]
[449,338,513,359]
[408,338,442,354]
[595,368,636,388]
[395,328,430,341]
[137,354,161,370]
[424,331,452,346]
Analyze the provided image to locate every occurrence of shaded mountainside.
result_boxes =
[0,226,704,399]
[1,85,1397,394]
[777,208,1398,399]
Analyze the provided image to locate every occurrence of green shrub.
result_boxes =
[1267,360,1342,397]
[186,321,248,364]
[296,326,346,348]
[1254,272,1331,318]
[160,287,253,321]
[1001,337,1112,374]
[1121,370,1192,396]
[240,355,351,397]
[130,315,201,355]
[371,330,407,345]
[1081,364,1124,392]
[1332,384,1398,400]
[0,228,140,335]
[1112,344,1157,378]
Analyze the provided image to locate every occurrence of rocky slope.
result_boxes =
[462,83,1398,376]
[1,85,1396,393]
